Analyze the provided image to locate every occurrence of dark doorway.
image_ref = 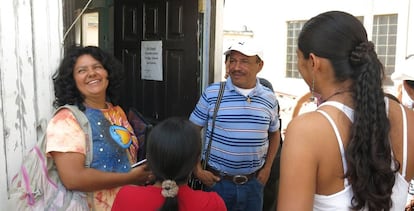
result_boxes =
[114,0,200,124]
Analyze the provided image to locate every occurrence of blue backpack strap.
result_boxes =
[54,105,93,167]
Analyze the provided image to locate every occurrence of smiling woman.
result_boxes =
[47,45,154,210]
[72,54,109,108]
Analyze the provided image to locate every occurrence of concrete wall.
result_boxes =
[0,0,63,208]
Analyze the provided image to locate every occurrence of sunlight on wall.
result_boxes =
[223,0,413,131]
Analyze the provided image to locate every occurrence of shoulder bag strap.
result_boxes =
[202,81,225,169]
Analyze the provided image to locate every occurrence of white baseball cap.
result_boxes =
[224,40,264,61]
[391,56,414,81]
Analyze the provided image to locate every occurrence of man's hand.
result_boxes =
[405,199,414,211]
[256,166,271,185]
[194,163,220,187]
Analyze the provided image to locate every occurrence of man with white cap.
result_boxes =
[189,39,281,210]
[391,56,414,109]
[223,44,282,211]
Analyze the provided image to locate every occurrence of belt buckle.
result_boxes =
[232,175,248,185]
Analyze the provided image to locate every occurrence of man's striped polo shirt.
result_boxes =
[190,78,279,175]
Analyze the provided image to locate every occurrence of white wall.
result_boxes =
[223,0,414,97]
[0,0,63,208]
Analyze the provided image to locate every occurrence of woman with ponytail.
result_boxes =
[112,117,226,211]
[278,11,414,210]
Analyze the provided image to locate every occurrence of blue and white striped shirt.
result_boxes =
[190,78,279,175]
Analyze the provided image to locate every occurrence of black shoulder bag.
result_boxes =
[189,81,225,190]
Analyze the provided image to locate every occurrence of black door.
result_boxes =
[114,0,200,123]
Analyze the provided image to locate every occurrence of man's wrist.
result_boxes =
[193,164,203,177]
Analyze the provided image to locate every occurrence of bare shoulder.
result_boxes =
[387,100,414,179]
[387,99,410,127]
[284,111,330,150]
[286,111,329,137]
[388,99,414,142]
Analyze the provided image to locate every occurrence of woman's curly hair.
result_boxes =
[299,11,398,210]
[52,45,124,110]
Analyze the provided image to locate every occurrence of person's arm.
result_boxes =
[189,87,222,186]
[193,160,220,187]
[277,113,319,210]
[51,152,152,192]
[190,123,221,187]
[47,109,152,192]
[291,92,312,119]
[256,130,280,185]
[397,83,403,103]
[192,124,202,131]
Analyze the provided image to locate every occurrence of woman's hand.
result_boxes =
[129,163,154,186]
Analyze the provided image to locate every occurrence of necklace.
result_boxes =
[321,89,352,103]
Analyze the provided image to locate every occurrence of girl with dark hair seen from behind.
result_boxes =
[278,11,414,210]
[112,117,226,211]
[48,45,153,210]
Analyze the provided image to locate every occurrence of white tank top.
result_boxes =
[313,100,409,211]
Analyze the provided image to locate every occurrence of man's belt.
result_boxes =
[206,165,256,185]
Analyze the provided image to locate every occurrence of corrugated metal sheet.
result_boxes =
[0,0,62,208]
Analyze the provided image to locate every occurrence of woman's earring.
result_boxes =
[309,77,315,102]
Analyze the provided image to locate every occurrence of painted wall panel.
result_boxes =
[32,0,62,119]
[0,0,62,209]
[0,0,36,207]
